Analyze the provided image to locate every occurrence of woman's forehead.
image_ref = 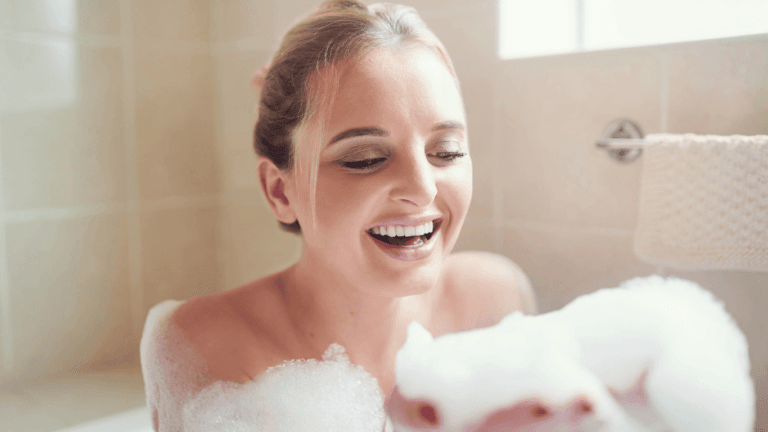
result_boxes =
[323,47,465,140]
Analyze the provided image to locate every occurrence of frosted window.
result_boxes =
[498,0,579,58]
[498,0,768,59]
[0,0,78,113]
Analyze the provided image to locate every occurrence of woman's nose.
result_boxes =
[390,153,437,207]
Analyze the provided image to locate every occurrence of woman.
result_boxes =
[141,1,535,430]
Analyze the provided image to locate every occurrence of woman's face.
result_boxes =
[287,46,472,296]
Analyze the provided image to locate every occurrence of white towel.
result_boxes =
[634,133,768,271]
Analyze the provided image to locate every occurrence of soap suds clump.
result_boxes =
[182,343,386,432]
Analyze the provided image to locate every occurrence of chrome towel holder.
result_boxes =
[596,119,645,163]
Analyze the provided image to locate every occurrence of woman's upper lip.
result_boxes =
[366,215,444,230]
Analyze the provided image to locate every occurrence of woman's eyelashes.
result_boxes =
[428,150,467,164]
[427,139,468,165]
[333,146,390,173]
[332,140,468,173]
[339,157,388,171]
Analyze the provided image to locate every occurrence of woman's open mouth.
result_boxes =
[367,219,442,248]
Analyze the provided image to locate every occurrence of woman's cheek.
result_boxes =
[452,158,473,213]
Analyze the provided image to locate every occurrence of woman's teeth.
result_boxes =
[369,222,434,237]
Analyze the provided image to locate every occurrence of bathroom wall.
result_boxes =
[0,0,134,384]
[0,0,302,388]
[1,0,766,429]
[0,0,227,386]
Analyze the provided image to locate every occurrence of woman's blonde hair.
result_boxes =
[254,0,459,233]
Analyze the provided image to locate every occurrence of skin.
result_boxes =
[169,47,533,401]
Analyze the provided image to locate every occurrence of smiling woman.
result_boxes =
[139,1,534,430]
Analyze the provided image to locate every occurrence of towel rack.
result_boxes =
[596,138,646,148]
[596,119,644,163]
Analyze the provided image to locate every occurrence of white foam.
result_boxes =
[182,343,385,432]
[140,300,209,432]
[394,315,623,429]
[390,276,754,432]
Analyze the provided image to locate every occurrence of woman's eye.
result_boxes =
[429,151,467,164]
[338,157,387,171]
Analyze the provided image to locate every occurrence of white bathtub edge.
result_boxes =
[54,406,152,432]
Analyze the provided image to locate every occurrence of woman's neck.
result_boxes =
[278,256,437,386]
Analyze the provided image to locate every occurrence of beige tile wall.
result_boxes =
[130,0,226,356]
[6,215,133,382]
[0,0,137,386]
[0,0,227,388]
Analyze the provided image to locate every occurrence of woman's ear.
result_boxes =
[257,157,297,226]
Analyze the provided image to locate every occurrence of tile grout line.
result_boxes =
[120,0,145,343]
[491,68,503,253]
[209,1,232,291]
[0,32,122,46]
[3,203,129,223]
[0,195,220,224]
[500,218,635,237]
[0,122,14,373]
[0,32,210,52]
[660,48,669,133]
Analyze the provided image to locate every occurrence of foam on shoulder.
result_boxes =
[140,299,210,432]
[182,343,386,432]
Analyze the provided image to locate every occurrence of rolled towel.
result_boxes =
[634,133,768,271]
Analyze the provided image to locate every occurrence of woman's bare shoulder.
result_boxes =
[140,293,245,386]
[140,276,295,429]
[169,277,288,384]
[442,251,537,329]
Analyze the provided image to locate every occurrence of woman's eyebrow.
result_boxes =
[432,120,466,132]
[328,127,389,146]
[327,121,465,146]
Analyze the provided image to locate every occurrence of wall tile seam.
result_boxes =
[208,4,233,297]
[0,32,123,47]
[0,123,14,372]
[660,47,669,134]
[660,31,768,50]
[496,32,768,65]
[500,218,634,238]
[1,203,130,223]
[0,194,233,224]
[131,39,210,54]
[491,71,503,253]
[120,0,144,344]
[418,2,494,22]
[211,39,274,54]
[140,194,221,213]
